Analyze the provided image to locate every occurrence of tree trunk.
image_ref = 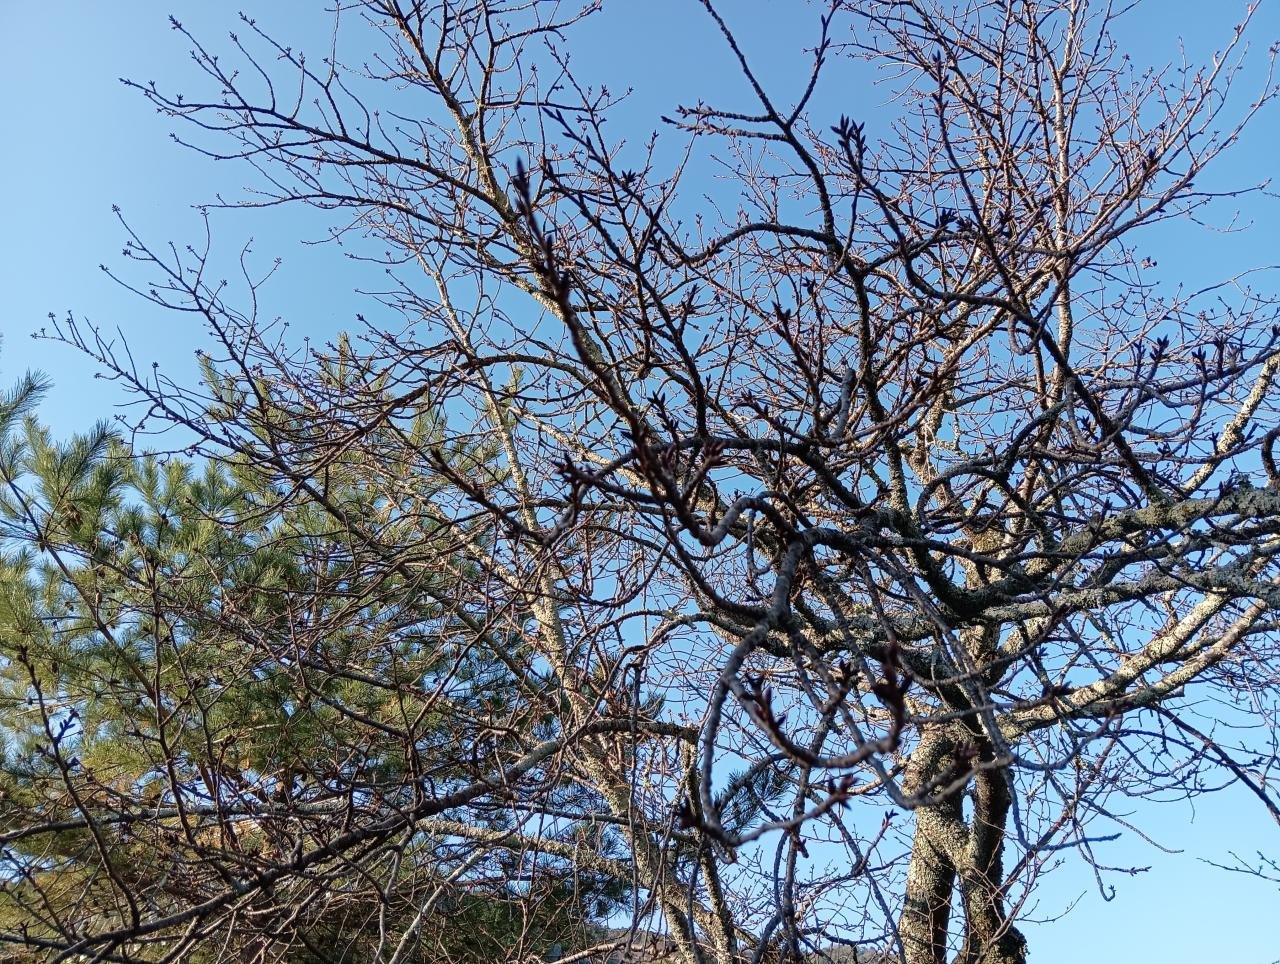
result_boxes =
[899,731,1026,964]
[901,730,962,964]
[954,763,1026,964]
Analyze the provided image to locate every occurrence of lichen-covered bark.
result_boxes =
[954,760,1026,964]
[901,729,962,964]
[900,730,1026,964]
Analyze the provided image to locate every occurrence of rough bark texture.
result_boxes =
[955,764,1026,964]
[901,731,1025,964]
[901,731,961,964]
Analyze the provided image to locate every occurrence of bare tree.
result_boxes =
[6,1,1280,961]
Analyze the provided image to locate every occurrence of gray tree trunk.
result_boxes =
[900,729,1026,964]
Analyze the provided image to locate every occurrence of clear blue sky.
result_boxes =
[2,3,1278,961]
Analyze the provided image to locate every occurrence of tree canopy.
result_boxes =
[4,1,1280,962]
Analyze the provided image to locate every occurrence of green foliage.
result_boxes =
[0,370,623,961]
[715,762,794,838]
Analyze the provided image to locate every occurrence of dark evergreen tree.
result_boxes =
[0,368,627,960]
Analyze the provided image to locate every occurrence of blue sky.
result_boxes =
[2,2,1279,961]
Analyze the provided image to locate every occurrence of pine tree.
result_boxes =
[0,368,627,961]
